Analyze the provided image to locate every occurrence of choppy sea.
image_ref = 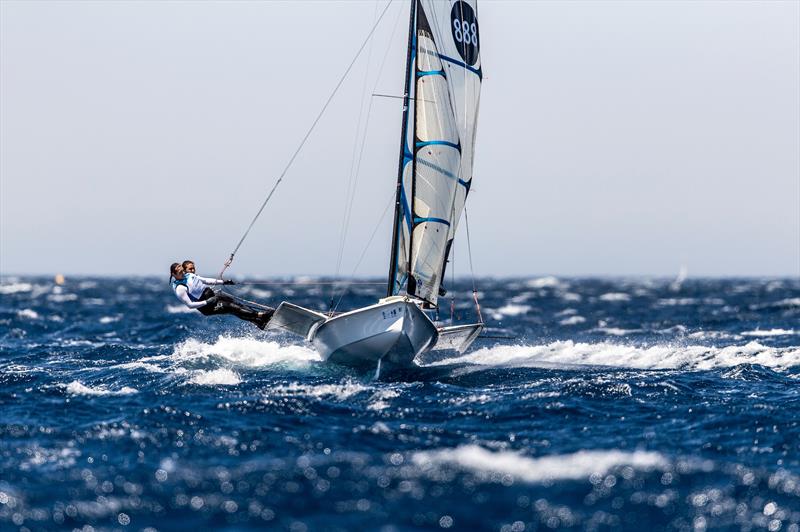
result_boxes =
[1,276,799,531]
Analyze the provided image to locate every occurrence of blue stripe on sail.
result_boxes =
[416,157,458,181]
[458,178,470,189]
[417,69,445,78]
[438,54,482,79]
[416,140,461,152]
[399,187,412,230]
[414,217,451,227]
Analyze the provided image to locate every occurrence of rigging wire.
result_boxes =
[329,3,405,310]
[464,206,483,324]
[333,1,381,284]
[331,1,404,305]
[330,190,396,314]
[217,0,396,279]
[450,238,456,323]
[236,281,384,286]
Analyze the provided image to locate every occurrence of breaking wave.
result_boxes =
[64,381,138,396]
[742,328,796,337]
[143,336,320,370]
[0,283,34,294]
[188,368,242,386]
[412,446,668,484]
[429,340,800,371]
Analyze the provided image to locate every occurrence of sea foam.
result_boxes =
[0,283,33,294]
[189,368,242,386]
[412,446,668,484]
[167,336,319,368]
[429,340,800,371]
[65,381,138,396]
[741,328,796,337]
[271,382,372,401]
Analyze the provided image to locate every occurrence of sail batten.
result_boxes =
[388,0,481,307]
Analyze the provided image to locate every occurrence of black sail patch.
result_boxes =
[450,1,479,66]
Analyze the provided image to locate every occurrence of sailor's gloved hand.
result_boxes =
[223,279,236,285]
[205,296,218,306]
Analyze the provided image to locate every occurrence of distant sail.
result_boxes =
[389,0,482,306]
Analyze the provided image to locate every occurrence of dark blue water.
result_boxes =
[1,276,799,531]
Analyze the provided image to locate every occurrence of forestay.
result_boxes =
[388,0,483,307]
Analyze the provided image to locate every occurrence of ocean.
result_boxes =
[1,276,799,531]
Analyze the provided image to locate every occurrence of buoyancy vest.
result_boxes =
[171,273,207,302]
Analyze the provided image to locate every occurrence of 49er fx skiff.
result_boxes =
[269,0,485,372]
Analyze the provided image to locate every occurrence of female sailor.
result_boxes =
[168,262,272,329]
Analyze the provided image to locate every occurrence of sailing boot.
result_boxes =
[255,308,275,330]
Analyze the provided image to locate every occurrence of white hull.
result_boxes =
[310,299,438,369]
[269,298,483,372]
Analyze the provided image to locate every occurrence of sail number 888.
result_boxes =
[453,19,478,46]
[449,1,479,65]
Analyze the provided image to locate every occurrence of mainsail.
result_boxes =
[388,0,482,307]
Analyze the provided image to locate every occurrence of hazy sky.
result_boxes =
[2,0,798,277]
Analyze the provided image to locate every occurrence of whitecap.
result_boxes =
[65,381,138,396]
[430,340,800,371]
[742,328,796,337]
[99,316,121,324]
[367,389,400,411]
[559,316,586,326]
[750,298,800,310]
[593,327,642,336]
[687,330,736,340]
[17,309,39,319]
[412,446,668,484]
[271,382,372,401]
[446,393,493,406]
[0,283,33,294]
[60,339,104,347]
[525,276,562,289]
[510,292,533,304]
[599,292,631,302]
[490,304,531,319]
[47,293,78,302]
[189,368,241,386]
[658,298,698,306]
[249,288,273,299]
[166,336,319,368]
[112,361,168,373]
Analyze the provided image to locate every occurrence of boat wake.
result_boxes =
[427,340,800,372]
[129,335,800,383]
[107,336,325,386]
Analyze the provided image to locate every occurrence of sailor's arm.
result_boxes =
[175,285,211,309]
[194,275,225,286]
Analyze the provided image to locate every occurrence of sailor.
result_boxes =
[169,262,273,329]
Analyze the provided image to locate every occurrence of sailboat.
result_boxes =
[269,0,484,372]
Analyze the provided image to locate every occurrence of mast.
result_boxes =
[386,0,417,298]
